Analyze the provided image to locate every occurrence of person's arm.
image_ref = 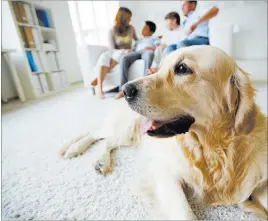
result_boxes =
[154,38,161,46]
[188,7,219,35]
[132,27,138,41]
[160,34,167,48]
[143,38,161,51]
[108,29,116,49]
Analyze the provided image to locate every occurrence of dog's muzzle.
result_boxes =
[122,83,138,102]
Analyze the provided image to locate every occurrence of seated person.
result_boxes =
[147,12,186,74]
[115,21,160,99]
[91,7,137,99]
[165,0,219,54]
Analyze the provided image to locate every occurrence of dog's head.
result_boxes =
[122,46,256,138]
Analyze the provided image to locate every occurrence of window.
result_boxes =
[68,1,119,46]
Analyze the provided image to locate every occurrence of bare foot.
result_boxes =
[99,94,105,99]
[147,68,157,75]
[115,91,124,99]
[91,78,97,86]
[96,85,105,99]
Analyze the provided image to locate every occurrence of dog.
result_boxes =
[60,46,267,220]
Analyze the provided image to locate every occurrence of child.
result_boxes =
[147,12,186,74]
[115,21,160,99]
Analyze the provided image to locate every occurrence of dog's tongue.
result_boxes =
[140,119,154,135]
[140,119,162,135]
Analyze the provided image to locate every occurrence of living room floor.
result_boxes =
[2,84,267,220]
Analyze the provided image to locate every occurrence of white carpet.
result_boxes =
[2,85,267,220]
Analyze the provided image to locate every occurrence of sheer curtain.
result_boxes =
[68,1,119,46]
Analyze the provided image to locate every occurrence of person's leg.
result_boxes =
[96,66,109,99]
[109,58,118,71]
[91,78,98,86]
[165,44,178,55]
[92,49,120,95]
[150,46,162,69]
[148,45,177,75]
[147,38,209,76]
[115,51,141,99]
[176,37,209,50]
[141,50,154,76]
[119,52,141,87]
[148,46,164,75]
[154,47,170,73]
[96,51,118,99]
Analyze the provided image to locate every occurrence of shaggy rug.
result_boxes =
[2,85,267,220]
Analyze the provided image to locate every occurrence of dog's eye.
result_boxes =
[174,63,192,75]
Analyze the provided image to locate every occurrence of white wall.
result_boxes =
[1,56,18,102]
[2,1,22,51]
[40,1,83,84]
[119,1,181,37]
[120,1,267,60]
[211,1,267,60]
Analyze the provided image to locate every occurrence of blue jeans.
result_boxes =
[166,37,209,55]
[119,50,154,87]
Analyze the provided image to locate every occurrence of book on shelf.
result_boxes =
[13,2,34,24]
[11,2,23,22]
[25,51,44,72]
[36,9,50,27]
[19,27,40,49]
[32,28,41,49]
[19,27,28,48]
[17,2,27,23]
[25,51,38,72]
[31,52,43,71]
[24,27,35,48]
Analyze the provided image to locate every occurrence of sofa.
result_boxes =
[77,22,237,93]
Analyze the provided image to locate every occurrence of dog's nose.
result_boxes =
[123,84,138,101]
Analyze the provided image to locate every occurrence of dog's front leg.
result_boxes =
[59,130,104,158]
[240,181,268,219]
[154,170,197,220]
[94,125,140,175]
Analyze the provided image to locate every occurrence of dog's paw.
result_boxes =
[94,154,112,175]
[62,143,82,159]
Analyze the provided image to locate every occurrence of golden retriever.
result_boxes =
[60,46,267,220]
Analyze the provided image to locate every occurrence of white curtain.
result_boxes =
[68,1,119,46]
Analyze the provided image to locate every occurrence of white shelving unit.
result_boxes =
[6,0,69,101]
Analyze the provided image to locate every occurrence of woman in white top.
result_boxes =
[91,7,138,99]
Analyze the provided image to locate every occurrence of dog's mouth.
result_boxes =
[140,115,195,138]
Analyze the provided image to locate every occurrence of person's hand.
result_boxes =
[187,23,198,35]
[161,44,167,49]
[124,49,133,53]
[144,47,155,51]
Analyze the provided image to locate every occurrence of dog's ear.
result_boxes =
[225,66,256,134]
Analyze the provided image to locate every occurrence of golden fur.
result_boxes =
[60,46,267,219]
[128,46,267,218]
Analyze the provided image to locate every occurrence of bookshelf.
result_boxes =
[7,0,69,100]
